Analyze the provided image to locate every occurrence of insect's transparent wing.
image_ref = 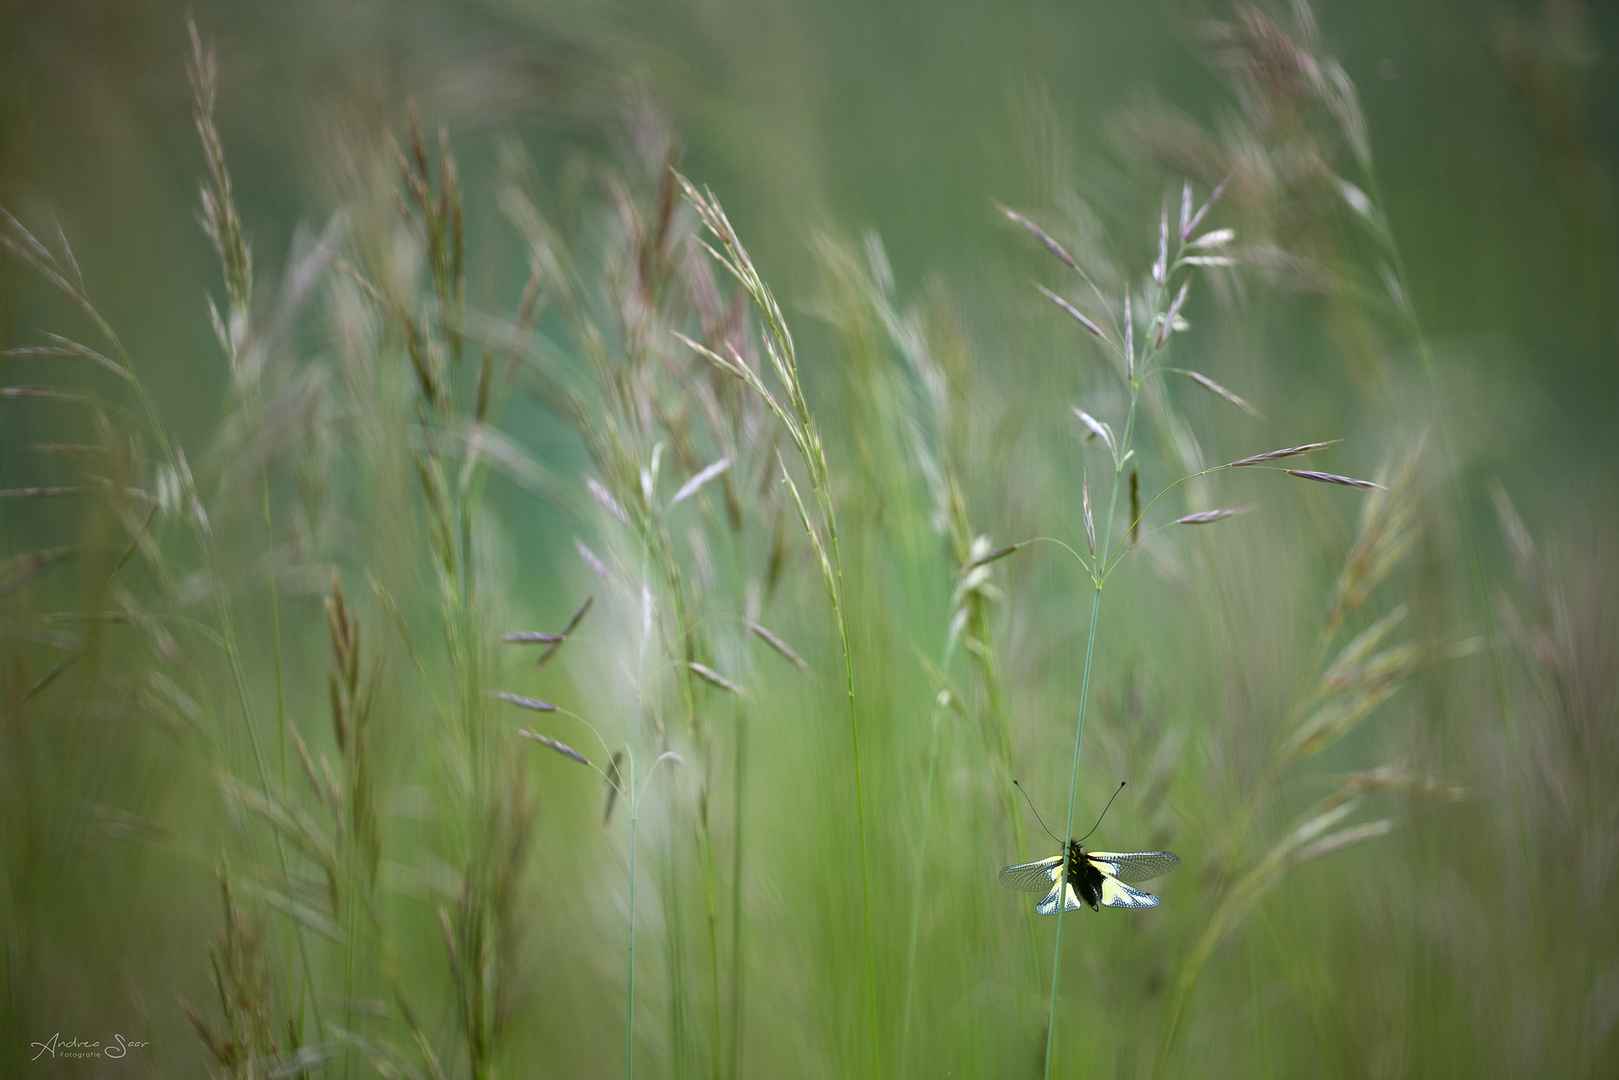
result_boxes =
[1035,882,1085,915]
[998,856,1062,893]
[1087,850,1180,884]
[1095,871,1159,909]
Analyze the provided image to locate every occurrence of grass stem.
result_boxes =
[728,703,747,1080]
[897,626,962,1080]
[627,549,650,1080]
[827,527,881,1080]
[1045,383,1138,1079]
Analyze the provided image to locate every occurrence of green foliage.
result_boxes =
[3,4,1616,1080]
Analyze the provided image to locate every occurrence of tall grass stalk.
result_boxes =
[1014,194,1189,1078]
[999,180,1366,1077]
[677,176,881,1078]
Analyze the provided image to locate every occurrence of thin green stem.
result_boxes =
[259,454,325,1071]
[827,525,880,1080]
[664,801,687,1078]
[209,555,326,1039]
[728,700,747,1080]
[625,773,640,1080]
[626,554,650,1080]
[1100,466,1219,578]
[1043,583,1103,1080]
[897,625,963,1080]
[680,181,876,1076]
[261,472,286,790]
[703,819,723,1080]
[1045,384,1138,1080]
[256,409,311,1053]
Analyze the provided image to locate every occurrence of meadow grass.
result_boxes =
[2,4,1616,1079]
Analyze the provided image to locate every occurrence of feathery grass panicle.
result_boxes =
[188,19,252,325]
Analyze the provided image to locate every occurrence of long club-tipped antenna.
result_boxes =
[1076,781,1127,843]
[1012,779,1062,845]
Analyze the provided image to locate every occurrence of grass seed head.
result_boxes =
[603,750,625,824]
[1229,440,1337,466]
[1037,283,1108,341]
[690,661,745,696]
[999,204,1078,269]
[962,543,1023,574]
[1176,505,1255,525]
[1072,408,1116,458]
[496,691,558,713]
[519,729,590,766]
[671,456,731,507]
[1186,370,1262,418]
[1154,203,1169,286]
[1155,280,1192,348]
[1182,169,1233,239]
[749,621,811,673]
[1083,473,1095,557]
[1286,469,1384,489]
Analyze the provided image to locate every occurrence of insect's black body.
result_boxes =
[1065,840,1107,912]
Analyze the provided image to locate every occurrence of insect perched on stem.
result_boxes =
[1000,781,1180,912]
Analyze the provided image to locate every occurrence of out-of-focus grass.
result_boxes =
[3,2,1618,1079]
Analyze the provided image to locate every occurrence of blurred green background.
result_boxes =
[3,0,1616,1077]
[6,0,1618,434]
